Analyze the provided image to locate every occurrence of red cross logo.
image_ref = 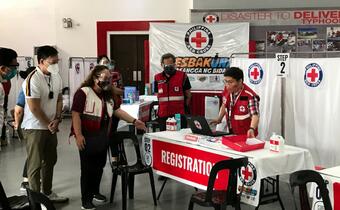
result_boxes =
[242,167,253,181]
[307,68,318,82]
[251,68,260,80]
[191,32,207,48]
[206,15,216,23]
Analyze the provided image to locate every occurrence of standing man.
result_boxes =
[0,47,18,146]
[212,67,260,138]
[154,53,192,131]
[22,46,68,202]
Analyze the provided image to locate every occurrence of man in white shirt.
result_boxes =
[22,45,68,203]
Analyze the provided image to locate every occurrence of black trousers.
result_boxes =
[1,95,8,140]
[79,134,108,204]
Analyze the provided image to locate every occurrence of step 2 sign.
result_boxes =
[275,53,290,77]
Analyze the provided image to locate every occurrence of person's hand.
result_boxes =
[75,134,86,151]
[210,118,221,125]
[247,128,255,138]
[48,119,60,134]
[134,119,146,131]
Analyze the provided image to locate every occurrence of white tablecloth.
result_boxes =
[143,129,314,206]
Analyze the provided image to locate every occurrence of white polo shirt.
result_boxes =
[21,67,62,130]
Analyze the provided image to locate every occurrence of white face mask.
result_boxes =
[47,64,59,74]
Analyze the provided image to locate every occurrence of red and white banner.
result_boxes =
[192,9,340,26]
[149,23,249,90]
[152,139,231,190]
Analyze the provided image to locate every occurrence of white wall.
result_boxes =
[0,0,193,86]
[193,0,340,10]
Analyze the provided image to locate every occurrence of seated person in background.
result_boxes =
[211,67,260,138]
[154,53,192,131]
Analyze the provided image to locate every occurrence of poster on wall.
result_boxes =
[312,39,326,51]
[327,27,340,51]
[84,57,97,78]
[255,41,265,53]
[297,28,317,52]
[149,22,249,90]
[266,31,296,53]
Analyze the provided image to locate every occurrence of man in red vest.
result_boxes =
[154,53,191,131]
[212,67,260,138]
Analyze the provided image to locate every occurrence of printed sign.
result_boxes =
[275,53,290,77]
[150,23,249,90]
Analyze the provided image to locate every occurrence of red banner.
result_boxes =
[152,139,231,190]
[334,182,340,210]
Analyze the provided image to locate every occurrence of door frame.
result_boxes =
[97,20,175,56]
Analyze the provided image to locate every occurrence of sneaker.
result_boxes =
[93,194,107,203]
[81,202,96,210]
[20,181,29,192]
[46,192,69,203]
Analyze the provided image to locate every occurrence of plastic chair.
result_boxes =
[0,181,29,210]
[108,131,157,210]
[26,188,56,210]
[188,157,248,210]
[289,170,332,210]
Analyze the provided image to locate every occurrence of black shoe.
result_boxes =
[20,181,29,192]
[81,201,95,210]
[158,176,166,181]
[93,194,107,203]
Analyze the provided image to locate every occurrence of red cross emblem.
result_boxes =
[242,166,253,181]
[191,32,207,48]
[251,67,260,80]
[206,15,216,23]
[307,68,318,82]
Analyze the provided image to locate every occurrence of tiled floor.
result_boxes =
[0,119,298,210]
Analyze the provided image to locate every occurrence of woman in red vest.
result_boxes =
[71,65,145,210]
[212,67,260,138]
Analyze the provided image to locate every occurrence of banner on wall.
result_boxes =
[149,22,249,90]
[192,8,340,26]
[230,58,281,141]
[69,58,85,107]
[84,57,97,78]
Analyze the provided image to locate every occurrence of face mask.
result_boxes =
[47,64,59,74]
[3,67,17,80]
[98,80,112,91]
[164,64,176,76]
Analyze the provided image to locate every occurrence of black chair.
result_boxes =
[26,188,55,210]
[188,157,248,210]
[145,101,160,133]
[289,170,332,210]
[109,131,157,210]
[0,181,29,210]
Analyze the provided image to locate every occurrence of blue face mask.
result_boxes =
[3,67,17,80]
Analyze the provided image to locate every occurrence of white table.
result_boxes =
[143,129,314,207]
[312,166,340,210]
[117,100,153,130]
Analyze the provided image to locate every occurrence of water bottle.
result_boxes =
[175,114,181,131]
[144,86,149,95]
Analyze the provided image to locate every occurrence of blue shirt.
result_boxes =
[16,89,25,108]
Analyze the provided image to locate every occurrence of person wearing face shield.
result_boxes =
[71,65,146,210]
[0,47,18,146]
[21,46,68,202]
[154,53,192,131]
[211,67,260,138]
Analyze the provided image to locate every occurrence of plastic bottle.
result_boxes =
[144,86,149,95]
[175,114,181,131]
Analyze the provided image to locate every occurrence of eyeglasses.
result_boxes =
[223,79,236,85]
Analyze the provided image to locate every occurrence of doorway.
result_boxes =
[109,35,148,93]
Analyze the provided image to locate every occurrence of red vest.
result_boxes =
[78,87,114,133]
[155,71,186,118]
[223,84,259,136]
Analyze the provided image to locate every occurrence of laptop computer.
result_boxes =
[188,116,229,137]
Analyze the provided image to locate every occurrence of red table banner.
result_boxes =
[152,139,231,190]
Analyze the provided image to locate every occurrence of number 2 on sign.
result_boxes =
[280,62,285,74]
